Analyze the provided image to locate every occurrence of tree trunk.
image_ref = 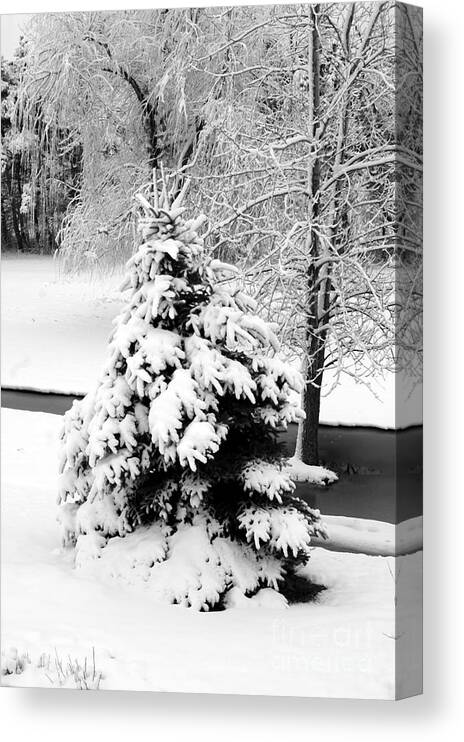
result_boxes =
[144,103,162,168]
[296,328,326,465]
[6,160,24,251]
[300,371,323,465]
[296,4,323,466]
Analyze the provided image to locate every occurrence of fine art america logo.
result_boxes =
[271,618,377,676]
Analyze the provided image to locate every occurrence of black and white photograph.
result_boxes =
[1,1,422,700]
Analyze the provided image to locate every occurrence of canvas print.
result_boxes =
[0,2,422,699]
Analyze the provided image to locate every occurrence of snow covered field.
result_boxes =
[1,256,421,428]
[1,409,422,698]
[1,256,124,396]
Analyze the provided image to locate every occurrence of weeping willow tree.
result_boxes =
[15,6,309,268]
[15,9,214,269]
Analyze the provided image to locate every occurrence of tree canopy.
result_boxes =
[4,2,422,462]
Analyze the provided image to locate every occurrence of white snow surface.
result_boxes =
[1,408,421,697]
[312,515,423,557]
[1,256,422,427]
[1,256,124,395]
[286,456,338,486]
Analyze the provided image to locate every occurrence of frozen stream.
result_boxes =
[1,388,422,524]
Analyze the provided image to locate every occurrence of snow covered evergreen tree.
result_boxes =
[57,176,326,610]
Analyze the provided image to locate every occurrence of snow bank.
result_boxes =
[286,456,338,485]
[1,256,422,428]
[1,408,421,697]
[312,515,422,557]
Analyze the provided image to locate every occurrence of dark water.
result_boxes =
[1,388,81,415]
[1,387,422,525]
[281,425,422,524]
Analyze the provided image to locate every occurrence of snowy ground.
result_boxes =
[1,409,421,698]
[1,256,422,428]
[1,255,123,396]
[313,514,422,556]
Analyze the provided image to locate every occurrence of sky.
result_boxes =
[0,13,34,60]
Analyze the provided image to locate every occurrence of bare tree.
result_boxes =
[186,2,422,464]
